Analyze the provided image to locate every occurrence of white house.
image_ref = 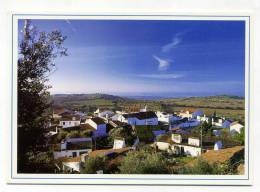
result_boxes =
[94,109,114,119]
[119,111,158,126]
[214,141,223,150]
[230,122,244,134]
[192,110,204,118]
[53,137,92,159]
[178,119,200,129]
[156,111,180,123]
[188,137,200,147]
[179,109,197,119]
[62,156,81,172]
[197,114,209,122]
[85,117,107,137]
[61,153,89,173]
[113,139,126,149]
[155,134,202,157]
[59,115,81,128]
[212,117,225,127]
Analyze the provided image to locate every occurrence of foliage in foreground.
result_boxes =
[18,20,67,172]
[177,158,235,175]
[119,150,170,174]
[81,156,106,174]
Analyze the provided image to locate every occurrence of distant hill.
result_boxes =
[51,93,127,105]
[159,95,245,110]
[50,94,245,121]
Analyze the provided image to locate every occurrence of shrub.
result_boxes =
[119,150,170,174]
[81,156,106,174]
[177,158,230,175]
[135,125,154,142]
[108,127,136,146]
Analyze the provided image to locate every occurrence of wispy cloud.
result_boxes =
[65,20,77,33]
[137,73,184,79]
[153,55,171,71]
[162,33,183,53]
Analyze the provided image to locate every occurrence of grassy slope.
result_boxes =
[52,94,244,122]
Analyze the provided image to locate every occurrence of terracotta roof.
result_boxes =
[123,111,157,120]
[80,123,96,131]
[58,156,81,163]
[109,120,128,128]
[60,115,81,121]
[88,147,131,158]
[91,117,106,125]
[188,146,244,166]
[180,108,197,113]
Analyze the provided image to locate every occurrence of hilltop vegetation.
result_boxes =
[51,94,245,122]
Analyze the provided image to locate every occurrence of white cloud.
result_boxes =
[162,33,182,52]
[137,73,184,79]
[65,20,77,33]
[153,55,171,71]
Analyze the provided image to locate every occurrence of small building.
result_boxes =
[95,109,114,119]
[222,120,233,128]
[214,141,223,150]
[155,134,202,157]
[188,137,200,147]
[192,110,204,119]
[197,114,209,123]
[179,110,194,119]
[119,111,158,126]
[53,137,92,159]
[113,139,126,149]
[59,115,81,128]
[178,119,200,129]
[212,116,225,127]
[156,111,181,124]
[230,122,244,134]
[85,117,107,137]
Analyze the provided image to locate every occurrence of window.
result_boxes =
[72,152,77,157]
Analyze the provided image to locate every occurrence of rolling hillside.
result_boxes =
[51,94,245,122]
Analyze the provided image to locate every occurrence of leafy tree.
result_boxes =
[119,150,170,174]
[18,20,67,172]
[177,158,229,175]
[134,125,154,142]
[81,156,106,174]
[232,127,245,145]
[27,151,56,173]
[108,127,136,146]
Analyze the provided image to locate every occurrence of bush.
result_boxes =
[177,158,230,175]
[81,156,106,174]
[232,127,245,145]
[109,127,136,146]
[119,150,170,174]
[26,151,56,173]
[135,125,154,142]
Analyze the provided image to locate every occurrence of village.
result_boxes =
[46,104,245,174]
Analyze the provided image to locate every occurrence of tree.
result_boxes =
[18,20,67,172]
[108,127,136,146]
[81,156,106,174]
[232,127,245,145]
[119,150,170,174]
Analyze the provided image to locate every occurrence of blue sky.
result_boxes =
[18,19,245,97]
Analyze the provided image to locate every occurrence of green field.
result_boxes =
[52,94,245,122]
